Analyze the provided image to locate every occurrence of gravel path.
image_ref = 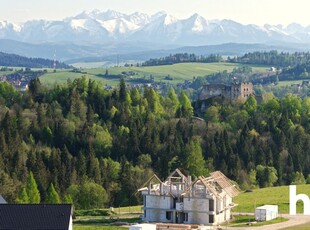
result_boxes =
[223,213,310,230]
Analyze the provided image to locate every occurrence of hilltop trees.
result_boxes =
[142,53,223,66]
[2,76,310,208]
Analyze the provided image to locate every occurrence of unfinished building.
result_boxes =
[138,169,239,226]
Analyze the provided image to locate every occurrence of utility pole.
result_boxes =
[53,50,57,71]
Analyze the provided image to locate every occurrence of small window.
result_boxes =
[144,210,146,218]
[166,211,172,220]
[209,214,214,223]
[209,199,214,212]
[184,213,188,222]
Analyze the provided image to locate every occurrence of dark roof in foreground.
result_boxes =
[0,204,72,230]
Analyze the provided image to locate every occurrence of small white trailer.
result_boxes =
[255,205,278,221]
[129,223,157,230]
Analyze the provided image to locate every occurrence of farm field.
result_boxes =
[39,69,109,86]
[276,80,305,87]
[39,62,271,86]
[233,184,310,214]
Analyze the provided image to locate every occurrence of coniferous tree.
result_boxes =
[16,187,29,204]
[63,194,73,204]
[26,171,40,204]
[184,136,208,178]
[178,91,193,118]
[119,78,126,102]
[45,183,61,204]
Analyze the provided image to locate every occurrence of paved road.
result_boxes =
[221,213,310,230]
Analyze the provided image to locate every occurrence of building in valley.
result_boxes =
[138,169,239,226]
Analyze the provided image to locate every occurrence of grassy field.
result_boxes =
[229,215,288,227]
[39,69,110,86]
[74,225,126,230]
[74,213,140,230]
[233,184,310,214]
[276,80,304,87]
[39,62,271,86]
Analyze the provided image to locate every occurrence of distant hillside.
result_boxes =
[141,53,223,66]
[67,43,310,66]
[0,52,71,68]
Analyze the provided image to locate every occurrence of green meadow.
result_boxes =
[233,184,310,214]
[39,62,271,86]
[39,69,109,86]
[276,80,305,87]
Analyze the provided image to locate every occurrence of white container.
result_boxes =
[255,205,278,221]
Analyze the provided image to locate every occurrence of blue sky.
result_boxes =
[3,0,310,26]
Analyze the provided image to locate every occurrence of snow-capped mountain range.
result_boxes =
[2,9,310,46]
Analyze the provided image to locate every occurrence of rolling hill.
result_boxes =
[0,51,71,68]
[39,62,270,86]
[233,185,310,214]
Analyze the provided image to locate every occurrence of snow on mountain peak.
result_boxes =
[0,9,310,46]
[163,14,178,25]
[0,21,22,32]
[100,18,139,34]
[70,19,87,30]
[127,12,150,26]
[151,11,168,21]
[186,13,207,32]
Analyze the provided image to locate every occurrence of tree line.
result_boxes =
[0,77,310,209]
[228,50,310,67]
[0,52,71,68]
[142,53,222,66]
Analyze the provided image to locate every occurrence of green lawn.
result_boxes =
[39,62,271,86]
[233,185,310,214]
[74,225,126,230]
[229,215,288,227]
[74,213,139,230]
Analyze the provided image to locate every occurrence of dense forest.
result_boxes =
[142,53,223,66]
[228,51,310,67]
[1,77,310,209]
[0,52,71,68]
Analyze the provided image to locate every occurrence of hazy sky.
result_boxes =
[2,0,310,26]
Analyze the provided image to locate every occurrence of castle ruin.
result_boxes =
[198,82,254,111]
